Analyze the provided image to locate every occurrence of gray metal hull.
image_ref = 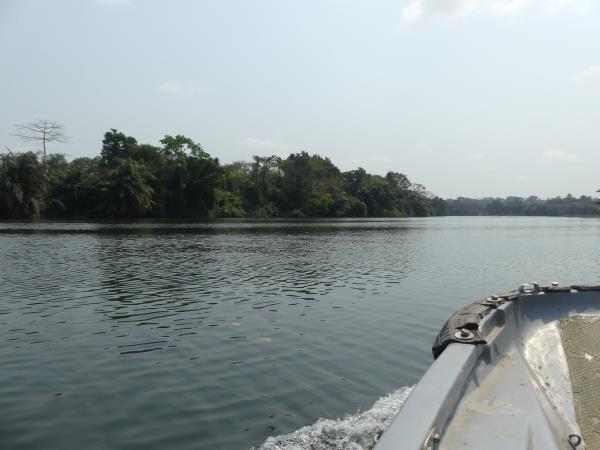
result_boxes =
[375,285,600,450]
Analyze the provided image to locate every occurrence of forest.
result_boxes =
[0,129,445,219]
[446,195,600,216]
[2,129,598,219]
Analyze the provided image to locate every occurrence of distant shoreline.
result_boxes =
[1,214,599,224]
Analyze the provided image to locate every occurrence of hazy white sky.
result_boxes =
[1,0,599,198]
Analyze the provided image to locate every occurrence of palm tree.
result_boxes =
[94,158,155,217]
[0,152,48,218]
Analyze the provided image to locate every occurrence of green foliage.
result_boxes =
[212,188,246,218]
[7,129,598,220]
[431,196,449,216]
[160,135,205,159]
[101,129,138,166]
[5,131,598,220]
[0,152,48,218]
[344,195,368,217]
[342,169,428,216]
[0,128,447,219]
[46,153,69,186]
[279,152,347,217]
[445,195,600,216]
[50,157,97,217]
[93,158,155,217]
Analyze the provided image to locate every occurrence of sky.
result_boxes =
[1,0,599,198]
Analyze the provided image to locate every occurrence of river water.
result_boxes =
[1,217,599,450]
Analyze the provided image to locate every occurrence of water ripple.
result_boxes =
[1,217,600,449]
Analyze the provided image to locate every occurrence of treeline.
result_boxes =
[0,129,445,219]
[446,196,600,216]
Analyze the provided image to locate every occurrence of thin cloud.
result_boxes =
[158,81,183,95]
[401,0,581,22]
[543,149,580,163]
[573,65,600,83]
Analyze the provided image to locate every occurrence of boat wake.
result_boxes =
[253,387,413,450]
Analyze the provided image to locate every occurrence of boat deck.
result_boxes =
[374,288,600,450]
[560,316,600,450]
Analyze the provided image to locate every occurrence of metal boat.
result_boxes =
[375,283,600,450]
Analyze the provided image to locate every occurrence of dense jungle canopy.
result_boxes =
[1,129,598,219]
[0,129,444,219]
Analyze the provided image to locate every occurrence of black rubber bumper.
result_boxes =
[431,301,491,359]
[431,284,594,359]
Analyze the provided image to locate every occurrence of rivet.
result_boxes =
[455,329,473,340]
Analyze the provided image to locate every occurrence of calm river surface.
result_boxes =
[1,217,599,449]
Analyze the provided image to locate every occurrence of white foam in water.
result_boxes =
[254,387,413,450]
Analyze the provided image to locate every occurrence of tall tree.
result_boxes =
[13,120,69,162]
[100,129,138,167]
[248,155,281,216]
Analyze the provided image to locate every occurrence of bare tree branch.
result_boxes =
[12,119,69,162]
